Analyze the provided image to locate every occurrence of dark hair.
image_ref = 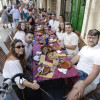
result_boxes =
[88,29,100,38]
[25,31,34,36]
[10,39,25,60]
[52,13,56,16]
[66,22,72,27]
[16,22,26,32]
[59,15,64,21]
[58,22,65,33]
[4,39,25,71]
[3,6,7,9]
[29,9,32,12]
[27,16,35,26]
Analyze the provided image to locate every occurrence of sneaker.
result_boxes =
[3,26,6,29]
[6,26,9,28]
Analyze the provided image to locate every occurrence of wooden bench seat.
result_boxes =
[0,47,6,72]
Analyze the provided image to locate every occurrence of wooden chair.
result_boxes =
[9,31,15,40]
[0,47,6,71]
[4,36,12,50]
[81,83,100,100]
[78,37,87,50]
[74,30,87,50]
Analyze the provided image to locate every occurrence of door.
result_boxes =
[70,0,86,32]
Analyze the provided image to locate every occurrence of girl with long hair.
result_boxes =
[13,21,26,41]
[56,22,65,41]
[3,39,40,100]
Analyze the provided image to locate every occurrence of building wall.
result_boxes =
[36,0,43,9]
[81,0,100,43]
[56,0,61,19]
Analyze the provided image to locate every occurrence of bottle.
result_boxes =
[45,35,49,45]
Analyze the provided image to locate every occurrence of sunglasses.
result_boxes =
[15,45,25,49]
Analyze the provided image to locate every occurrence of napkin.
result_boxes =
[43,61,53,67]
[39,55,53,67]
[39,55,46,63]
[58,68,68,74]
[53,59,59,65]
[56,50,62,54]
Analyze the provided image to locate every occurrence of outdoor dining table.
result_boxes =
[33,29,79,83]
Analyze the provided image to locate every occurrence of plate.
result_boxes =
[37,39,44,44]
[47,52,57,60]
[58,59,71,69]
[49,37,57,43]
[33,55,40,61]
[36,64,50,75]
[41,45,52,54]
[52,45,61,51]
[36,32,42,36]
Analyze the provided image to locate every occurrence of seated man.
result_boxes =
[22,31,34,79]
[66,29,100,100]
[49,13,59,32]
[60,23,79,59]
[23,31,34,61]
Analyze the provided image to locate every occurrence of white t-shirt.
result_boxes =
[77,44,100,84]
[9,8,20,20]
[22,40,32,60]
[13,31,25,41]
[3,60,25,89]
[62,32,79,55]
[49,19,59,31]
[56,29,65,41]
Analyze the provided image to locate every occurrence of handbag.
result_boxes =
[8,14,13,22]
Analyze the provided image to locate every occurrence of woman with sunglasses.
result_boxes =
[3,39,40,100]
[13,21,26,41]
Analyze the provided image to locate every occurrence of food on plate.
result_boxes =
[52,46,61,51]
[41,45,52,54]
[47,52,57,60]
[58,59,71,69]
[36,64,50,75]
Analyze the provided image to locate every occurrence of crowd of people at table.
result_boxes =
[0,2,100,100]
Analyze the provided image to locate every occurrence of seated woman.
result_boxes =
[25,21,33,32]
[3,39,40,100]
[27,16,35,32]
[56,22,65,41]
[13,22,26,41]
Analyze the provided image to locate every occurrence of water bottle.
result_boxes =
[45,35,49,45]
[32,39,35,44]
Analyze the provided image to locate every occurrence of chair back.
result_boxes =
[0,47,6,72]
[4,36,12,50]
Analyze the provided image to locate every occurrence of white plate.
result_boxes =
[50,38,53,41]
[33,55,40,61]
[50,44,53,46]
[54,39,57,41]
